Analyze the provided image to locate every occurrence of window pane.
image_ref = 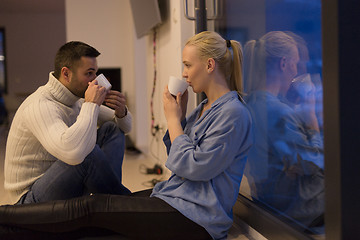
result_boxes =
[217,0,324,237]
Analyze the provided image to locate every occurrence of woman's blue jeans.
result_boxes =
[19,122,131,204]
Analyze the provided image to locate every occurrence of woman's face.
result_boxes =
[285,45,300,82]
[278,45,300,95]
[182,45,208,93]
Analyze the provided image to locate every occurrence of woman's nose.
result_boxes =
[182,70,187,78]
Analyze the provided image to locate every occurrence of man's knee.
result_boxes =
[99,121,120,134]
[97,122,125,145]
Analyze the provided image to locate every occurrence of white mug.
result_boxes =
[291,73,312,98]
[168,76,188,96]
[95,74,112,90]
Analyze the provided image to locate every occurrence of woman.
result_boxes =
[0,31,252,240]
[151,31,252,239]
[243,31,324,228]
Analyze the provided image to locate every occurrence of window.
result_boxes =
[216,0,324,238]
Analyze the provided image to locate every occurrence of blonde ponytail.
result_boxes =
[228,40,243,93]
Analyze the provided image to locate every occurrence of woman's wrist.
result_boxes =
[167,118,184,143]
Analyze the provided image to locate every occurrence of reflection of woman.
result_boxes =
[0,31,252,240]
[243,31,324,228]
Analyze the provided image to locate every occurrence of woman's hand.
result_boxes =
[295,82,320,132]
[163,86,187,142]
[163,86,187,122]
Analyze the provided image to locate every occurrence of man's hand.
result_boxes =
[104,90,127,118]
[84,80,107,106]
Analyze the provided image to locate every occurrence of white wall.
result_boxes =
[144,0,195,162]
[65,0,195,162]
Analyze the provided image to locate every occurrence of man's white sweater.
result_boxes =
[4,72,132,204]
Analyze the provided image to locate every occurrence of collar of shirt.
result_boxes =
[196,91,238,119]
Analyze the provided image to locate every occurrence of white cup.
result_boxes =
[168,76,188,96]
[95,74,112,90]
[291,73,312,97]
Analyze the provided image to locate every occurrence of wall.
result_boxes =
[145,0,196,162]
[0,8,66,111]
[65,0,137,145]
[0,0,198,162]
[66,0,195,162]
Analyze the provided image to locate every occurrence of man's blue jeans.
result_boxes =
[19,122,131,204]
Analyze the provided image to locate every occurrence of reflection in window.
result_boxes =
[244,30,324,231]
[217,0,324,237]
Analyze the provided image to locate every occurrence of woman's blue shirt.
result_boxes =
[151,91,253,239]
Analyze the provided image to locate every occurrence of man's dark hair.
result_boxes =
[53,41,100,79]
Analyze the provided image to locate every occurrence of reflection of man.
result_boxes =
[4,41,132,205]
[243,31,324,229]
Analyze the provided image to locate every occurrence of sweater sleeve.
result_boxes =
[98,104,132,134]
[24,100,99,165]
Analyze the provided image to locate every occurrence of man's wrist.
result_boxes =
[118,105,128,118]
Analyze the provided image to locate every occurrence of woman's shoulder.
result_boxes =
[213,95,251,126]
[222,93,249,114]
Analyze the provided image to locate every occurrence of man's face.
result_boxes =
[68,56,98,97]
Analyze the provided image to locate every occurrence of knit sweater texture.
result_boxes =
[4,72,132,204]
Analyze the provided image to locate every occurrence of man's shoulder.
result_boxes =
[18,87,59,113]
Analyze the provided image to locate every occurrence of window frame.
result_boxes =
[231,0,360,239]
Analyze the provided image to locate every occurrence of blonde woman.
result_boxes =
[0,31,252,240]
[151,31,252,239]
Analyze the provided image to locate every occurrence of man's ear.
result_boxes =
[61,67,71,82]
[207,58,216,73]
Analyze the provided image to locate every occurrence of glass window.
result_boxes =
[216,0,324,237]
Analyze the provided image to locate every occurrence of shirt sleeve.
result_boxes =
[165,107,252,181]
[24,101,99,165]
[163,119,187,154]
[270,108,324,171]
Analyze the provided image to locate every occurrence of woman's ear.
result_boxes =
[207,58,216,73]
[280,57,287,71]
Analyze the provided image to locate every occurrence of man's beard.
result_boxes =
[70,75,87,98]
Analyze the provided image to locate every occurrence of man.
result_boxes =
[4,41,132,205]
